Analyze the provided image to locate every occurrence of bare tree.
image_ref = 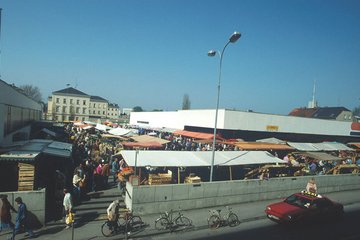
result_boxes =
[19,84,43,102]
[182,94,191,110]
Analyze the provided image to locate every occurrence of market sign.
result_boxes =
[266,125,279,132]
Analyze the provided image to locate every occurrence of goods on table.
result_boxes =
[148,173,172,185]
[184,175,201,184]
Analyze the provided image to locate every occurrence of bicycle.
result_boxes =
[101,211,145,237]
[155,208,192,231]
[208,206,240,229]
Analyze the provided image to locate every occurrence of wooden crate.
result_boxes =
[184,176,201,184]
[148,173,172,185]
[18,163,35,191]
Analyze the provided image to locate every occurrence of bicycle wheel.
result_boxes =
[130,215,144,230]
[175,216,192,228]
[155,217,169,231]
[208,215,220,229]
[101,221,115,237]
[228,213,240,227]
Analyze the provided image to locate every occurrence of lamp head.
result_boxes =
[207,50,217,57]
[229,32,241,43]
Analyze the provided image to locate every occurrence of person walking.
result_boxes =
[11,197,35,239]
[63,189,73,229]
[0,195,16,233]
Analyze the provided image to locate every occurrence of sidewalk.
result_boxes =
[2,189,359,240]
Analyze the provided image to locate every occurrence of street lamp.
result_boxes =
[208,31,241,182]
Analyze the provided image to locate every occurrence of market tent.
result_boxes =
[288,142,354,151]
[287,142,320,151]
[256,137,286,144]
[295,152,344,161]
[173,130,224,140]
[95,123,110,132]
[108,127,133,136]
[130,135,170,145]
[119,150,286,167]
[312,142,354,151]
[101,134,127,140]
[122,141,164,149]
[228,142,293,151]
[347,142,360,149]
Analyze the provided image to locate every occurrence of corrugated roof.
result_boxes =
[0,151,40,162]
[0,140,72,162]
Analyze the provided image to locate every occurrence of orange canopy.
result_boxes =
[173,130,223,140]
[227,141,293,150]
[122,141,163,149]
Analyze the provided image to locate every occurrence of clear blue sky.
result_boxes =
[1,0,359,115]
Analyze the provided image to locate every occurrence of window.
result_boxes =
[83,108,87,114]
[56,98,60,103]
[93,110,95,114]
[83,100,86,105]
[77,99,80,105]
[63,99,66,104]
[63,106,67,113]
[56,106,60,113]
[103,111,105,115]
[70,99,73,104]
[93,103,96,108]
[76,107,80,114]
[98,111,100,114]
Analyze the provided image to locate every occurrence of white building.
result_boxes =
[129,109,360,143]
[47,87,119,122]
[0,80,42,147]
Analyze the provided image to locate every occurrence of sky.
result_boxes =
[0,0,359,115]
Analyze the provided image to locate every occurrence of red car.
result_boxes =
[265,191,344,224]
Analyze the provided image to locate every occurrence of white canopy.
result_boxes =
[119,150,286,167]
[108,127,138,136]
[288,142,354,151]
[108,127,132,136]
[95,123,111,132]
[312,142,354,151]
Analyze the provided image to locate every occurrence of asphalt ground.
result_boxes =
[1,188,360,240]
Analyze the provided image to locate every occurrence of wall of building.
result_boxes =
[125,174,360,215]
[51,94,90,122]
[2,188,46,227]
[129,109,355,138]
[0,80,42,146]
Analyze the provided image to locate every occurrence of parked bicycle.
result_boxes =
[155,208,192,231]
[208,206,240,229]
[101,211,146,237]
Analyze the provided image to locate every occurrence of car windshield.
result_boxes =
[284,194,312,209]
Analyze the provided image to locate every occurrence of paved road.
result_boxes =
[2,189,360,240]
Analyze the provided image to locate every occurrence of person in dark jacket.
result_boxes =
[0,195,16,232]
[11,197,35,239]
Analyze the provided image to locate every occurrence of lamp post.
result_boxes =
[208,31,241,182]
